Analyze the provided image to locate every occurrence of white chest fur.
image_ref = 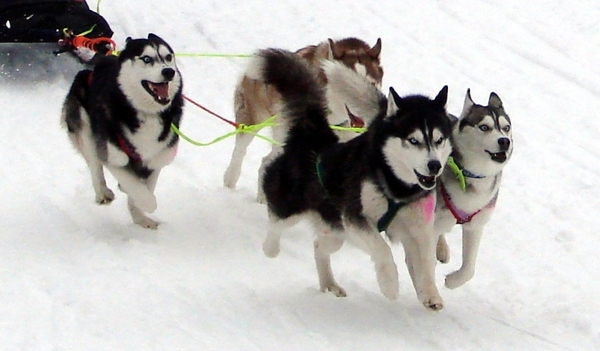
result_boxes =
[123,112,171,161]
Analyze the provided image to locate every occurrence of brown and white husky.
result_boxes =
[223,37,384,203]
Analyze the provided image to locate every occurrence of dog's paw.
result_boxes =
[256,192,267,205]
[321,283,347,297]
[134,216,160,229]
[445,269,474,290]
[262,237,281,258]
[422,295,444,311]
[95,187,115,205]
[223,168,239,189]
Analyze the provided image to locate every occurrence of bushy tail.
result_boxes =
[246,48,338,152]
[321,60,386,124]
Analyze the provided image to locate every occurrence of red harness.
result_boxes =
[440,182,497,224]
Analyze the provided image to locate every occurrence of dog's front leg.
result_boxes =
[348,228,399,300]
[445,225,484,289]
[408,228,443,311]
[126,169,161,229]
[105,165,157,213]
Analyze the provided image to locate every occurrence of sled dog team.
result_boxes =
[61,34,513,311]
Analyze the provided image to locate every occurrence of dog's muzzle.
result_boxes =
[486,137,511,163]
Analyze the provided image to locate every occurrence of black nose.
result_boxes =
[428,160,442,174]
[162,68,175,81]
[498,137,511,151]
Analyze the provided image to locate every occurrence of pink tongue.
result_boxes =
[151,82,169,99]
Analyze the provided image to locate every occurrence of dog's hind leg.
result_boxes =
[314,229,346,297]
[256,145,283,204]
[348,228,399,300]
[263,214,300,258]
[223,132,254,190]
[72,131,115,205]
[445,225,484,289]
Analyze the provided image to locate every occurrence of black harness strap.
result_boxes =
[315,155,406,233]
[376,198,407,233]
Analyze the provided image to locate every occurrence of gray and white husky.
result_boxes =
[249,48,453,310]
[61,33,183,229]
[435,89,513,288]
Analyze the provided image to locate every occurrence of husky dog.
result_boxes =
[61,33,183,229]
[250,48,453,310]
[223,37,383,203]
[435,89,513,288]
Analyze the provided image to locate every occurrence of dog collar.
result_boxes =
[440,181,497,224]
[447,156,485,191]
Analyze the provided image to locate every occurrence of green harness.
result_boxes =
[315,155,406,233]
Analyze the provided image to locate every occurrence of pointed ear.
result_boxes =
[329,38,342,59]
[460,88,474,118]
[326,38,335,60]
[125,36,132,43]
[489,92,503,109]
[434,85,448,108]
[386,87,400,117]
[447,113,459,127]
[368,38,382,59]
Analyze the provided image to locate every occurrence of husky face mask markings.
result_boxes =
[453,90,513,176]
[382,88,452,190]
[435,89,513,289]
[62,33,183,229]
[118,34,181,113]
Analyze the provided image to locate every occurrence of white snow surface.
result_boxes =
[1,0,599,350]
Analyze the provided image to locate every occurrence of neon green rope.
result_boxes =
[447,156,467,191]
[329,125,366,133]
[171,115,280,147]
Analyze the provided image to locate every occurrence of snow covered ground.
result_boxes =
[1,0,599,350]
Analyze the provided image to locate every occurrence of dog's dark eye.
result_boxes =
[479,125,490,132]
[140,56,152,64]
[165,54,173,62]
[435,137,444,145]
[502,125,511,132]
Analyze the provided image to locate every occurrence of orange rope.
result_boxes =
[71,35,118,56]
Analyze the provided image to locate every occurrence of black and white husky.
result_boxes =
[248,48,453,310]
[61,33,183,229]
[435,89,513,288]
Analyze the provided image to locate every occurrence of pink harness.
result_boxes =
[440,182,497,224]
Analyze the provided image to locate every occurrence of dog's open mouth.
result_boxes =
[142,80,171,105]
[486,150,508,163]
[415,171,436,189]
